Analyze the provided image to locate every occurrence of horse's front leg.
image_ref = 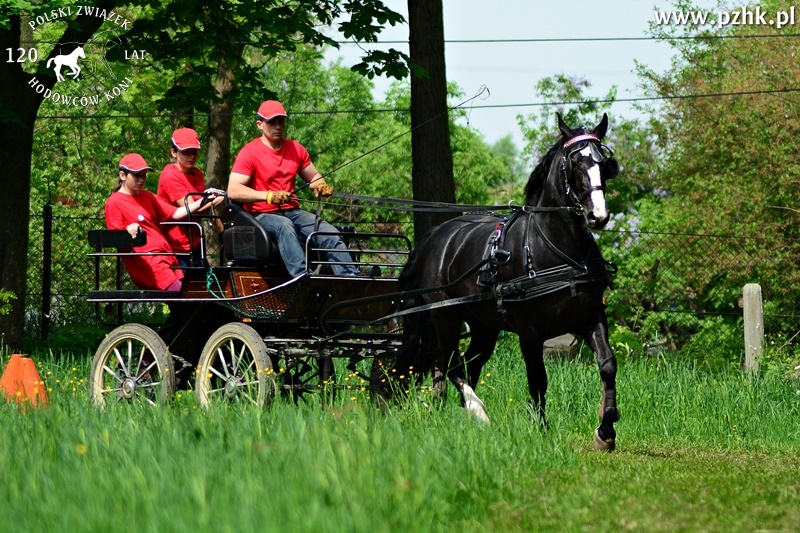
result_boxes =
[583,309,620,451]
[519,334,548,427]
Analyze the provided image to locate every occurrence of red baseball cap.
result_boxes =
[118,153,153,173]
[257,100,288,121]
[171,128,201,151]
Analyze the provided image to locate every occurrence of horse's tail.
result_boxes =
[384,230,439,396]
[46,57,54,68]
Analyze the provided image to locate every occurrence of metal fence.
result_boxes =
[25,205,800,353]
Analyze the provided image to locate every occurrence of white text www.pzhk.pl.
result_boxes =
[654,6,797,29]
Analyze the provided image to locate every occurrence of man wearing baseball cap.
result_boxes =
[227,100,360,277]
[157,127,224,269]
[105,153,220,291]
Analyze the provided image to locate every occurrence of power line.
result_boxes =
[35,86,800,119]
[336,33,800,45]
[18,32,800,46]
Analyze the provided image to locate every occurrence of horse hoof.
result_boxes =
[593,429,616,452]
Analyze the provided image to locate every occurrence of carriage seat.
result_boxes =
[87,229,185,301]
[221,203,282,267]
[220,202,357,271]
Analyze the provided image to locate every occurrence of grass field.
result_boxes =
[1,345,799,533]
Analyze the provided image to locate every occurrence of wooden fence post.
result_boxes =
[743,283,763,374]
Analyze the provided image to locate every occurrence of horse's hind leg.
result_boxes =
[519,334,548,427]
[582,310,619,451]
[462,323,499,387]
[433,314,491,423]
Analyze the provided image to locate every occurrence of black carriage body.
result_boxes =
[86,206,410,406]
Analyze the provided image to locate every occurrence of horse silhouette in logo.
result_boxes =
[47,46,85,82]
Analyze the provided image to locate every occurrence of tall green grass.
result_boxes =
[1,349,798,532]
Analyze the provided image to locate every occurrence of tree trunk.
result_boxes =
[407,0,456,243]
[0,8,113,350]
[205,45,244,189]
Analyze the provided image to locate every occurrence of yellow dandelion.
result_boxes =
[76,443,88,456]
[350,396,357,402]
[508,398,514,402]
[486,372,491,377]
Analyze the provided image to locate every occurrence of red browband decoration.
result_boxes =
[563,133,601,148]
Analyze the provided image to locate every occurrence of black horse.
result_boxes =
[391,113,620,450]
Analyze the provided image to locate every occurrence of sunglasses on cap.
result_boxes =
[258,115,286,125]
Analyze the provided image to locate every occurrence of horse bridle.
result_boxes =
[560,132,617,210]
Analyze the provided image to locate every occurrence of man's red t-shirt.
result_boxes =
[104,190,183,290]
[230,138,311,214]
[157,164,206,252]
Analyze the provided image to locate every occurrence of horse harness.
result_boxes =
[474,207,615,324]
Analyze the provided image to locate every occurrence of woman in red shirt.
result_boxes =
[104,153,221,292]
[157,128,224,269]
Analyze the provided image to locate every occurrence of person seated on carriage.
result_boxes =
[226,100,361,278]
[156,127,225,270]
[104,153,223,292]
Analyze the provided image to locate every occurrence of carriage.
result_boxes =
[87,112,622,450]
[87,198,412,408]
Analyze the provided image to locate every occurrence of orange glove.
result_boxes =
[266,190,292,204]
[313,179,334,198]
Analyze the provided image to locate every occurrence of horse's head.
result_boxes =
[556,113,618,229]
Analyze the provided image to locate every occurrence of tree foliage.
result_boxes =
[603,0,800,357]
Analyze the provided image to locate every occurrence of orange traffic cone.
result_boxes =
[0,354,48,407]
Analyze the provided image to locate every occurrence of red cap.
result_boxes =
[257,100,288,121]
[118,153,153,173]
[171,128,201,151]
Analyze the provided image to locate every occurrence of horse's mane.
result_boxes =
[523,137,565,205]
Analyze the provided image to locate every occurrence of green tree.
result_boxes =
[0,0,410,349]
[605,0,800,353]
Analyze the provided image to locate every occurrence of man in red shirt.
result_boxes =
[227,100,360,277]
[105,153,221,291]
[157,127,224,269]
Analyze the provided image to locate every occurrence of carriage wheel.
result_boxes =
[195,323,276,409]
[89,324,174,407]
[273,350,335,404]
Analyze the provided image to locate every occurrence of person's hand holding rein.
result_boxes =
[266,190,292,204]
[313,178,333,198]
[202,188,226,207]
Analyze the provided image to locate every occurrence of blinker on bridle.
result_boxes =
[561,133,618,208]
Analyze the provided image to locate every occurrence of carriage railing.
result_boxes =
[87,223,204,325]
[160,220,208,266]
[304,231,412,278]
[181,191,225,266]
